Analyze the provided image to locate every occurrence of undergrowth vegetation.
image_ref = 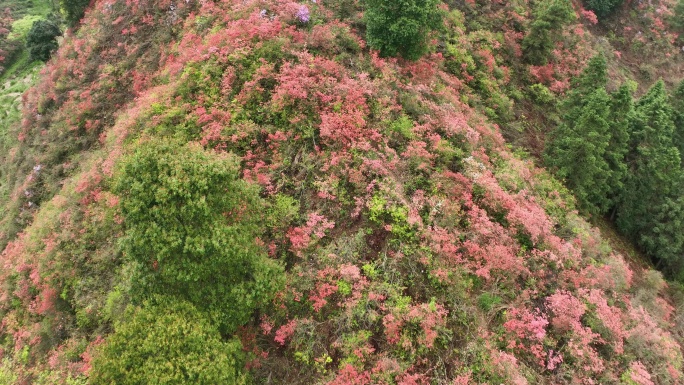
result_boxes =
[0,0,683,384]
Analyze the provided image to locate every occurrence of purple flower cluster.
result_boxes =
[296,5,310,23]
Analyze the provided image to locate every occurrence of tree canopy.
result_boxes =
[90,298,247,385]
[26,20,61,62]
[364,0,444,60]
[114,139,283,333]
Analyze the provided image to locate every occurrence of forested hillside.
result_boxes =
[1,0,684,384]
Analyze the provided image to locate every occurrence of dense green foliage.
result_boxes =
[605,84,632,202]
[60,0,89,26]
[617,81,684,275]
[26,19,60,62]
[114,140,283,333]
[584,0,624,19]
[670,79,684,158]
[545,56,628,216]
[549,68,684,277]
[89,298,247,385]
[546,88,613,215]
[522,0,576,65]
[363,0,444,60]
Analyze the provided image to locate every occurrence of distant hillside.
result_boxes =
[0,0,683,384]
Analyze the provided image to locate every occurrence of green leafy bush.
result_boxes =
[114,139,283,333]
[529,83,555,104]
[26,19,61,62]
[0,359,17,384]
[363,0,444,60]
[89,298,247,385]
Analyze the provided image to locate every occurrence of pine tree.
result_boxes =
[570,55,609,99]
[558,55,610,131]
[546,88,613,215]
[670,79,684,160]
[605,84,632,209]
[643,196,684,276]
[545,55,627,215]
[617,80,684,273]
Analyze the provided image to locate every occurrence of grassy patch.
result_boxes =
[9,14,43,40]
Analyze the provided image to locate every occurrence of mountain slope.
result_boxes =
[0,0,683,384]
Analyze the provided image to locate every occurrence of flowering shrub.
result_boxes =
[623,361,655,385]
[503,307,549,367]
[295,5,310,23]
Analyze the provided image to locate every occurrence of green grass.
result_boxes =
[10,14,44,40]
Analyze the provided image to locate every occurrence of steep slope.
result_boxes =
[0,0,683,384]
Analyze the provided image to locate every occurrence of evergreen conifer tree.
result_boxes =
[546,89,613,215]
[643,196,684,276]
[605,84,632,209]
[617,80,684,273]
[570,55,609,98]
[670,79,684,160]
[545,55,627,215]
